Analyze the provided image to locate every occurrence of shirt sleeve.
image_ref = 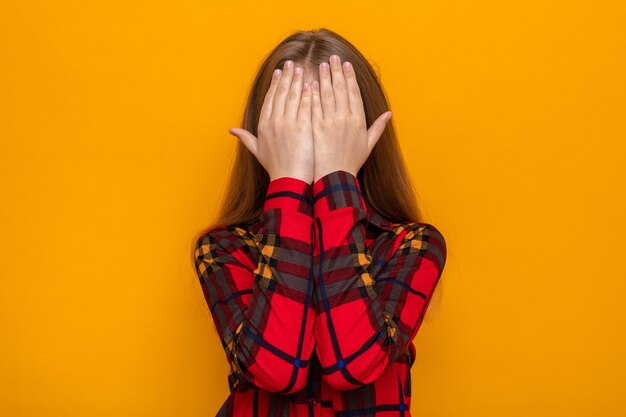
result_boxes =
[194,176,316,394]
[312,169,447,390]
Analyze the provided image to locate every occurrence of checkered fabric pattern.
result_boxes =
[194,170,447,417]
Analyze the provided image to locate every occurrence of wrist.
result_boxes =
[313,167,357,184]
[269,173,309,183]
[264,176,314,216]
[313,170,365,218]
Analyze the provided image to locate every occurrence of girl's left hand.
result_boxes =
[311,54,392,183]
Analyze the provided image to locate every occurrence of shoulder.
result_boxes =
[409,222,445,245]
[368,209,445,249]
[195,224,258,266]
[393,221,447,262]
[196,223,253,248]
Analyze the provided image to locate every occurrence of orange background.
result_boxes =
[1,1,625,416]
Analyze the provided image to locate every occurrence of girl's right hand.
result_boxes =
[228,60,314,184]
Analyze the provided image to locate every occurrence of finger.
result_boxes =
[298,81,312,123]
[343,61,365,120]
[284,65,304,120]
[272,60,295,117]
[311,80,323,121]
[228,127,258,157]
[259,68,282,121]
[318,61,335,116]
[366,111,392,152]
[329,54,348,114]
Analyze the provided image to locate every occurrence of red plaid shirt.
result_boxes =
[194,169,447,417]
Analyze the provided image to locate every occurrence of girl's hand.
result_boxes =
[229,60,314,184]
[311,55,392,182]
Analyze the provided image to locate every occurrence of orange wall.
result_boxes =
[1,1,625,416]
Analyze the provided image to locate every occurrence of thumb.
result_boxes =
[366,111,392,152]
[228,128,258,157]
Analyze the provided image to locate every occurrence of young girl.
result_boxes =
[193,28,447,417]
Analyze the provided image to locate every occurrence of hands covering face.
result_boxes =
[228,55,392,185]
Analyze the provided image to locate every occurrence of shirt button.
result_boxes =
[308,398,316,406]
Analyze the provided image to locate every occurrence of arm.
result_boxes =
[194,176,316,394]
[312,170,447,390]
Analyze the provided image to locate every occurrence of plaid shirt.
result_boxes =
[194,170,447,417]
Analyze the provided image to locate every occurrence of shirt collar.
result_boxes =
[366,204,396,231]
